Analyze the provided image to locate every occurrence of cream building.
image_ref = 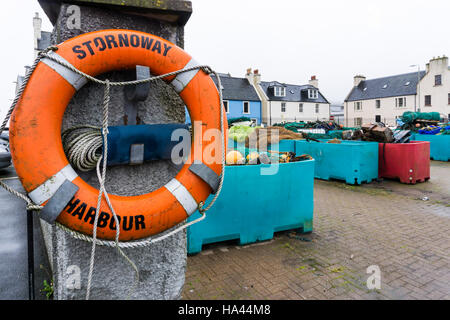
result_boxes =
[418,56,450,118]
[246,69,330,126]
[344,56,450,127]
[344,72,425,127]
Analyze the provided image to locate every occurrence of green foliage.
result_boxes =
[41,279,54,300]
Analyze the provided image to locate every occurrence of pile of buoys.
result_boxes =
[225,150,312,166]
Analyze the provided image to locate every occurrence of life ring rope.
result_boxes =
[2,31,226,300]
[0,45,227,244]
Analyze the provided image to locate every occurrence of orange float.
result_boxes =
[10,30,227,241]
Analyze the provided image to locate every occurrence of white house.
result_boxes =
[344,72,425,127]
[344,55,450,127]
[418,56,450,118]
[246,69,331,126]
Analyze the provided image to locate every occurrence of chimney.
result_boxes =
[427,55,449,73]
[33,12,42,57]
[309,75,318,88]
[354,75,366,87]
[253,69,261,84]
[245,68,253,84]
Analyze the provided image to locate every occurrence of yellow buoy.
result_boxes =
[226,150,244,165]
[246,152,259,162]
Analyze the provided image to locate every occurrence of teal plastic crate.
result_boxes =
[411,134,450,162]
[289,140,379,184]
[187,160,315,255]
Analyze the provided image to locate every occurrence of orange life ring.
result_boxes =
[10,30,227,241]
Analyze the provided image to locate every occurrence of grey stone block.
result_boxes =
[38,1,191,300]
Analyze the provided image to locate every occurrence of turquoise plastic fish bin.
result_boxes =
[411,134,450,162]
[186,160,315,255]
[286,140,379,184]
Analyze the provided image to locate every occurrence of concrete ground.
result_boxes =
[183,161,450,300]
[0,166,52,300]
[1,161,449,300]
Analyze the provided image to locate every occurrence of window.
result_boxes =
[243,101,250,114]
[308,89,318,99]
[354,101,362,111]
[425,95,432,106]
[274,87,286,97]
[435,75,442,86]
[354,117,362,126]
[395,97,406,108]
[315,104,319,114]
[299,103,303,113]
[448,93,450,105]
[281,102,286,113]
[376,100,381,109]
[223,100,229,113]
[375,115,381,123]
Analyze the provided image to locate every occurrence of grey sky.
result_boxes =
[1,0,449,120]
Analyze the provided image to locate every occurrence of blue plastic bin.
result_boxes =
[186,160,315,254]
[411,134,450,162]
[289,140,379,184]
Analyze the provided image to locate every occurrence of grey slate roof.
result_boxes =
[259,81,330,104]
[345,71,426,102]
[211,74,260,102]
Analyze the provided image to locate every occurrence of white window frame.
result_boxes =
[395,97,406,108]
[354,101,362,111]
[281,102,286,113]
[223,100,229,113]
[243,101,250,114]
[308,89,318,99]
[315,104,320,114]
[299,103,303,113]
[354,117,363,126]
[274,86,286,97]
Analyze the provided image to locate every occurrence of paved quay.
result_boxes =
[0,166,52,300]
[183,161,450,300]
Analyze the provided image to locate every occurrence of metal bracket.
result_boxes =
[124,66,151,163]
[124,65,151,125]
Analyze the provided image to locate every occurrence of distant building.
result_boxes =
[419,56,450,119]
[344,55,450,127]
[330,104,344,124]
[246,70,331,126]
[186,73,262,125]
[33,12,51,56]
[344,72,425,127]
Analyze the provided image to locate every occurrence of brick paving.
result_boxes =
[182,161,450,300]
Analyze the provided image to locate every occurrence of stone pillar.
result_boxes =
[37,0,192,300]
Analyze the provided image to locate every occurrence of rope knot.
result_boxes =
[198,201,205,214]
[26,204,43,211]
[201,66,213,75]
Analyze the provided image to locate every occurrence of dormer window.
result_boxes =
[274,86,286,97]
[308,89,318,99]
